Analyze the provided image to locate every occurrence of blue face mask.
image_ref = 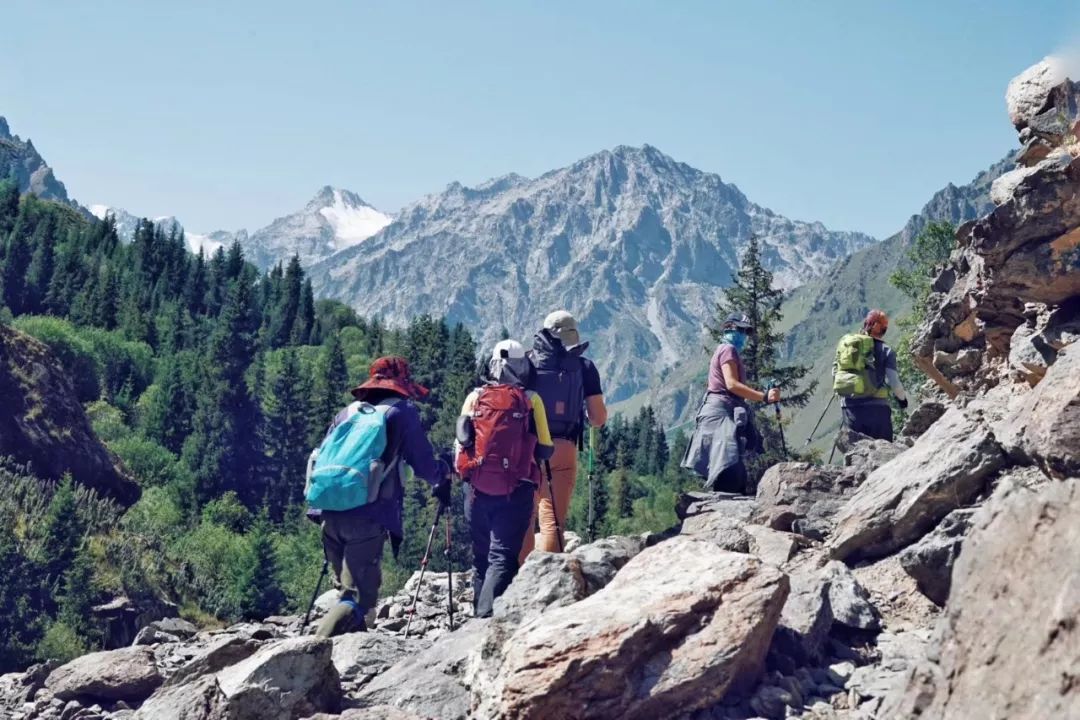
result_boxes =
[724,329,747,352]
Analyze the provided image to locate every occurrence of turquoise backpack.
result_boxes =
[305,399,400,511]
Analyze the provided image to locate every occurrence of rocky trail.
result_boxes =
[3,58,1079,720]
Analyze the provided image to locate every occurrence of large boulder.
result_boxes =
[330,632,419,693]
[828,407,1005,562]
[215,637,340,719]
[996,345,1080,478]
[0,325,138,504]
[137,637,340,720]
[1006,56,1066,130]
[45,646,162,702]
[678,493,755,551]
[353,619,490,720]
[753,462,855,540]
[471,535,789,720]
[889,477,1080,717]
[164,636,261,688]
[897,507,977,606]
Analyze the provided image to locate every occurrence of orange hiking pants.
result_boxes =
[520,438,576,561]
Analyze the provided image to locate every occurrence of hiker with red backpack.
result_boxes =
[305,356,451,638]
[519,311,607,560]
[456,340,554,617]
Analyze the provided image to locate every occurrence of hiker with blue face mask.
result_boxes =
[681,313,780,494]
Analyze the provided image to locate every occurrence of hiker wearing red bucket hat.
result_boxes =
[307,356,451,638]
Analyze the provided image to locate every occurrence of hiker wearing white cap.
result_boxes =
[520,311,607,558]
[455,340,554,616]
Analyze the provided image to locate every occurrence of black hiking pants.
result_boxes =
[465,482,535,618]
[842,403,894,442]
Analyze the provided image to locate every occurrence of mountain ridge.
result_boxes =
[308,144,878,402]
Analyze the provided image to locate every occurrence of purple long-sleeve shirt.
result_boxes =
[320,396,444,539]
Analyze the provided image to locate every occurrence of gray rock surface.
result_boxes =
[894,478,1080,718]
[897,507,977,606]
[828,407,1005,562]
[45,647,162,703]
[753,463,853,540]
[471,536,789,720]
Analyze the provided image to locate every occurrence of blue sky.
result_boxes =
[3,1,1077,237]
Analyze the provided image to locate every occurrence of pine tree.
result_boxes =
[298,280,316,345]
[1,206,34,315]
[24,214,56,314]
[183,271,263,506]
[712,234,813,402]
[260,349,311,520]
[0,179,18,238]
[310,332,349,446]
[185,248,208,316]
[237,516,286,620]
[39,477,84,594]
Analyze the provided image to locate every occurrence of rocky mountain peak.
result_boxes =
[0,116,76,207]
[310,145,875,402]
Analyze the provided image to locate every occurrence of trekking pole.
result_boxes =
[444,510,455,631]
[543,460,565,552]
[405,500,446,639]
[804,393,837,448]
[586,427,597,543]
[766,381,788,457]
[301,557,330,632]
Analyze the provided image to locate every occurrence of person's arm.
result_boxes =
[529,392,555,461]
[581,359,608,427]
[884,348,908,403]
[720,361,779,403]
[394,403,446,487]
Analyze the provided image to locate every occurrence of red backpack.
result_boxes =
[456,384,537,496]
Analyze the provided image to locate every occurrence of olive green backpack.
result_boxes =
[832,333,888,398]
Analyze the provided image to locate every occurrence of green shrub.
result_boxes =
[78,327,154,406]
[109,435,192,490]
[171,522,250,621]
[36,621,88,664]
[123,486,186,539]
[273,519,324,612]
[86,400,130,443]
[201,492,252,533]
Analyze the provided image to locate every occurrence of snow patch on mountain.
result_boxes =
[318,189,392,249]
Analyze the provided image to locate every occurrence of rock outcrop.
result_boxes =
[884,478,1080,718]
[471,536,789,720]
[0,325,139,505]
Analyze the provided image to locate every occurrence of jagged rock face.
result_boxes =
[827,407,1005,562]
[309,146,876,402]
[995,344,1080,478]
[0,325,139,505]
[0,116,75,205]
[915,60,1080,397]
[897,507,977,606]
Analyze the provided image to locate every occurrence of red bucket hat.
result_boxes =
[351,356,430,400]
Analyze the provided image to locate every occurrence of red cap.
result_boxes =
[351,356,429,400]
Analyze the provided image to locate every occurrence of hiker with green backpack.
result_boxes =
[681,312,779,494]
[455,340,554,617]
[833,309,908,441]
[305,356,452,638]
